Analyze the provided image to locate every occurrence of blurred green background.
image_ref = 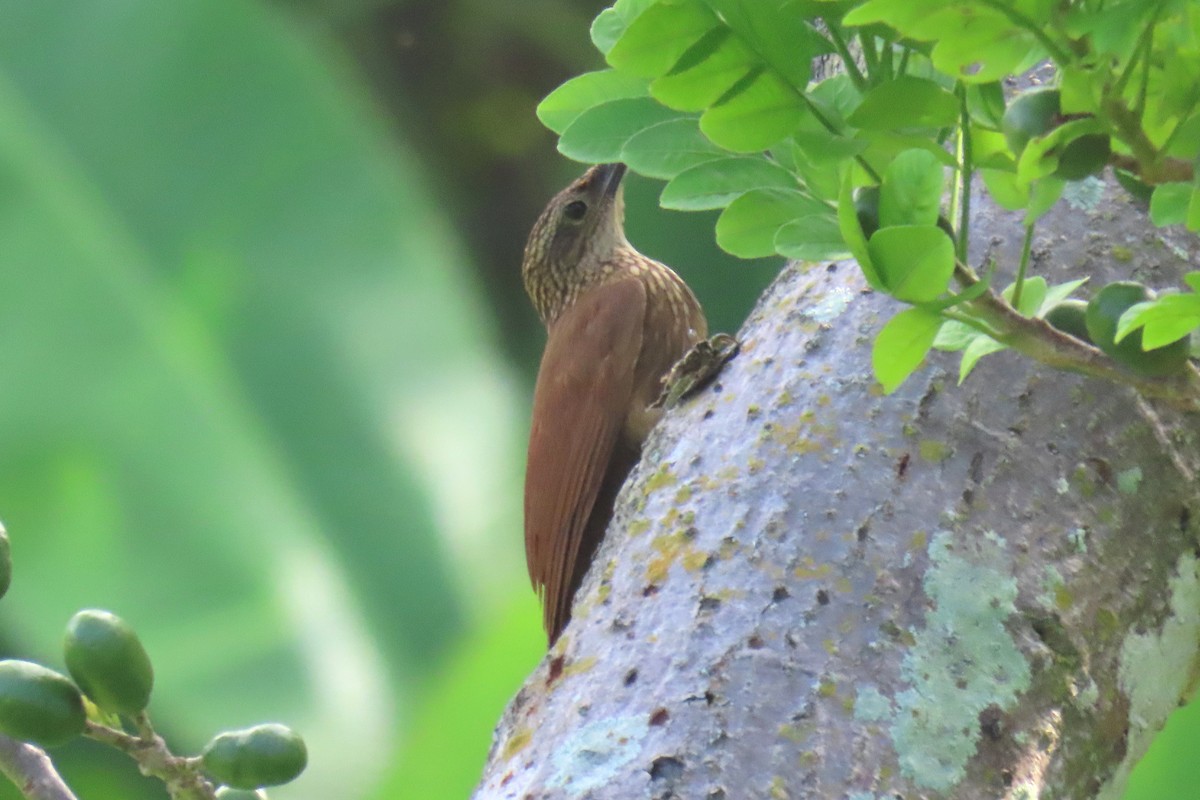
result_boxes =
[0,1,1190,798]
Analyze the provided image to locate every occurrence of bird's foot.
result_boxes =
[653,333,740,409]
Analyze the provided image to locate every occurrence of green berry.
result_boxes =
[214,789,267,799]
[1044,299,1092,343]
[1001,88,1110,180]
[202,723,307,789]
[0,660,85,747]
[1085,282,1190,376]
[0,523,10,601]
[64,610,154,715]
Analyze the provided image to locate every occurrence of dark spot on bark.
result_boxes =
[969,451,984,483]
[624,669,639,686]
[699,596,722,612]
[826,262,838,272]
[547,656,565,685]
[705,690,716,705]
[979,706,1004,740]
[649,708,670,726]
[895,453,910,480]
[703,408,714,420]
[856,520,871,542]
[772,586,790,602]
[643,584,660,597]
[711,382,723,394]
[1087,456,1114,486]
[1001,769,1013,787]
[684,526,698,539]
[961,487,974,506]
[649,756,684,782]
[747,634,765,649]
[501,771,513,786]
[702,554,717,570]
[1045,441,1058,455]
[1181,505,1191,532]
[816,588,830,606]
[707,789,727,800]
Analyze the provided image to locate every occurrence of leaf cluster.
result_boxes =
[539,0,1200,400]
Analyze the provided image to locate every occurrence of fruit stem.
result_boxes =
[84,722,217,800]
[0,735,78,800]
[1010,224,1034,311]
[955,82,973,264]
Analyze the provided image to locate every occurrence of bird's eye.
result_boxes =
[563,200,588,221]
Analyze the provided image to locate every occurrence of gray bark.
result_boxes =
[474,177,1200,800]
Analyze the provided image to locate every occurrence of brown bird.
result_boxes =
[522,163,708,644]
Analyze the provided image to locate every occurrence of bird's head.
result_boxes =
[522,163,630,323]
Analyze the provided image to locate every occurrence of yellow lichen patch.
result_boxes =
[918,439,950,462]
[718,538,739,560]
[818,678,837,698]
[645,464,677,492]
[1054,584,1073,610]
[501,727,532,761]
[674,485,693,503]
[748,457,765,474]
[563,656,597,677]
[777,723,806,742]
[835,576,852,594]
[776,389,795,406]
[682,549,708,571]
[823,638,838,655]
[910,530,928,550]
[794,558,831,579]
[770,776,790,799]
[628,519,651,537]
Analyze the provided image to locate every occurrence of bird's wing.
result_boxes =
[525,277,646,641]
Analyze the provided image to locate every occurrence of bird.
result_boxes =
[521,162,709,645]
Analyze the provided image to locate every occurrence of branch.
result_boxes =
[0,736,77,800]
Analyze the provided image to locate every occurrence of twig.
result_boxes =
[0,735,78,800]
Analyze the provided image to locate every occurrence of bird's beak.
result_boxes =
[594,163,627,201]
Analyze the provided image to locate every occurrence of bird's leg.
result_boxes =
[653,333,740,409]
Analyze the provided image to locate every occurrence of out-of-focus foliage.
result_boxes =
[0,0,530,797]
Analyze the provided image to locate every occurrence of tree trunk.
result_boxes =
[473,177,1200,800]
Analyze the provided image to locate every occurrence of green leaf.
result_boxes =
[844,0,945,33]
[1002,275,1046,316]
[714,187,827,257]
[651,28,754,111]
[1150,182,1192,227]
[621,117,724,179]
[1039,278,1089,315]
[879,148,944,228]
[699,0,827,88]
[933,319,980,352]
[867,225,956,302]
[1115,295,1200,349]
[607,0,719,78]
[558,97,684,163]
[1025,178,1064,225]
[929,8,1042,82]
[774,214,849,262]
[958,334,1009,382]
[537,70,649,134]
[980,168,1028,210]
[966,81,1006,128]
[660,156,798,210]
[700,68,804,151]
[873,307,944,393]
[591,0,661,55]
[848,76,959,130]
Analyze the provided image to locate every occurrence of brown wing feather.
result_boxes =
[524,278,647,641]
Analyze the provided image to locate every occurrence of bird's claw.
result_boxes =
[653,333,740,409]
